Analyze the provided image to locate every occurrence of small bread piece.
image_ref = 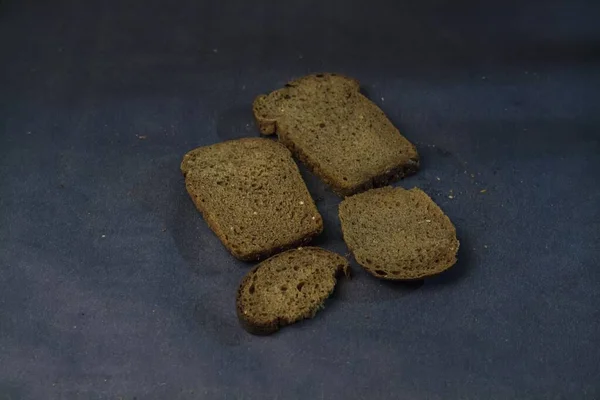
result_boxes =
[339,186,459,280]
[253,73,419,196]
[181,138,323,261]
[236,247,349,335]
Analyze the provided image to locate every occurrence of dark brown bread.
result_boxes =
[253,73,419,196]
[339,186,459,280]
[181,138,323,261]
[236,247,349,335]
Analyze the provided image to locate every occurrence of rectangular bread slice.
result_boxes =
[253,73,419,196]
[181,138,323,261]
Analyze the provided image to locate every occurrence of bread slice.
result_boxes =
[339,186,459,280]
[253,73,419,196]
[181,138,323,261]
[236,247,349,335]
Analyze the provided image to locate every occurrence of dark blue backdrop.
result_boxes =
[1,0,599,399]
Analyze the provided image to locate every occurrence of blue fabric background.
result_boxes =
[0,0,599,398]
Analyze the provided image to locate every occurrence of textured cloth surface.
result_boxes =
[0,0,599,399]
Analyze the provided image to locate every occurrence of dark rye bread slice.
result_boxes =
[236,247,349,335]
[339,186,459,280]
[253,73,419,196]
[180,138,323,261]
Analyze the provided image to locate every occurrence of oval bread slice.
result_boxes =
[236,247,349,335]
[339,186,459,280]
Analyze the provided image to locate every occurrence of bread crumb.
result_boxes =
[426,219,431,223]
[311,216,316,220]
[480,189,487,193]
[299,201,304,205]
[137,135,147,140]
[381,97,385,102]
[448,195,454,199]
[101,234,106,238]
[436,177,441,181]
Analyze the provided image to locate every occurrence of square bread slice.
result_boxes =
[236,247,349,335]
[339,186,459,280]
[253,73,419,196]
[181,138,323,261]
